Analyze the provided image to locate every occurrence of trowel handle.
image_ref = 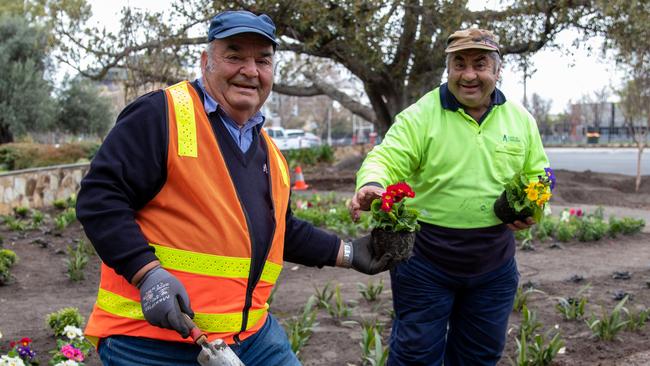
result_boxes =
[182,313,208,345]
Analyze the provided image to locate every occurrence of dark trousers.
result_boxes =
[388,254,519,366]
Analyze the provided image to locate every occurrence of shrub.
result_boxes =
[555,221,576,242]
[576,218,608,242]
[0,248,18,285]
[13,206,29,218]
[619,217,645,235]
[0,142,99,171]
[46,307,85,337]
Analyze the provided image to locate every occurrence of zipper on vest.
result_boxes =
[235,134,277,341]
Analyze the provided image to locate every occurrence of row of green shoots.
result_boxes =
[275,279,390,366]
[515,207,644,250]
[510,284,648,365]
[0,239,93,285]
[3,195,78,233]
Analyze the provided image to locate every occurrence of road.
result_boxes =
[546,147,649,176]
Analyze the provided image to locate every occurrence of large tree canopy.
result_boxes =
[0,14,55,143]
[49,0,601,135]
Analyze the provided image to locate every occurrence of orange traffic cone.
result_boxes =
[292,166,309,190]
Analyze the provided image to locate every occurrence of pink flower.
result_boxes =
[576,209,583,217]
[569,208,575,215]
[61,344,80,360]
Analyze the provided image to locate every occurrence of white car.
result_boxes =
[265,127,321,150]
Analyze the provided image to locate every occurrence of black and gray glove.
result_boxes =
[350,235,393,275]
[137,266,194,338]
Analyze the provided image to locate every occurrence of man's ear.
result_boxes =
[200,51,209,74]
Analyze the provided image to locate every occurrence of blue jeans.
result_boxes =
[388,255,519,366]
[98,314,300,366]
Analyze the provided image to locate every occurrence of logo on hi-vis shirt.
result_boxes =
[502,134,521,143]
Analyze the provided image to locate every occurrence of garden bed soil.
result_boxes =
[1,170,650,365]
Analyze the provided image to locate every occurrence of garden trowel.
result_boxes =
[182,314,245,366]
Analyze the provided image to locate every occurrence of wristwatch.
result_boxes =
[341,241,353,268]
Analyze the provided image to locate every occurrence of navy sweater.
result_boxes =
[76,83,340,282]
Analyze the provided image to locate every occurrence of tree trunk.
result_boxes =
[0,124,14,144]
[636,138,645,193]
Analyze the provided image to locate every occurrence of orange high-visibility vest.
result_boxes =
[85,81,291,346]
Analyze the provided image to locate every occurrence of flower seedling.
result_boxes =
[285,296,319,358]
[554,284,590,320]
[370,182,420,262]
[313,282,334,309]
[6,337,37,365]
[359,320,388,366]
[370,182,419,233]
[357,279,384,302]
[586,295,630,341]
[495,167,554,223]
[324,283,355,323]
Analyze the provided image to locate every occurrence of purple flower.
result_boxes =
[17,344,36,359]
[544,167,556,191]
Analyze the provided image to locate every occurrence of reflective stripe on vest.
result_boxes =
[151,244,282,284]
[95,288,268,333]
[167,82,198,157]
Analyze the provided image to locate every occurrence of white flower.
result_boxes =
[0,355,26,366]
[544,204,552,216]
[63,325,83,339]
[558,346,566,354]
[0,330,3,339]
[54,360,79,366]
[560,209,570,223]
[329,208,337,214]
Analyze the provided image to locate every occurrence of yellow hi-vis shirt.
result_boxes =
[356,85,550,229]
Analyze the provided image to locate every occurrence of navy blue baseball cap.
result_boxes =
[207,10,278,46]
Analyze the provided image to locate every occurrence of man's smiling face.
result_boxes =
[446,49,500,114]
[201,33,274,124]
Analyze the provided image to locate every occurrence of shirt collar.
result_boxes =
[439,82,506,112]
[196,78,265,130]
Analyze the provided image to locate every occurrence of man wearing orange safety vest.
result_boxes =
[76,10,392,366]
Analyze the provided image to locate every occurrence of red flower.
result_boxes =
[10,341,16,348]
[381,201,393,212]
[386,182,415,203]
[576,209,583,217]
[569,208,576,215]
[20,337,32,346]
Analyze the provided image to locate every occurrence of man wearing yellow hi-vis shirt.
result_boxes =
[350,28,550,366]
[77,10,391,366]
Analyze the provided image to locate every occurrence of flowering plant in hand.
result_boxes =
[494,168,555,223]
[370,182,420,262]
[370,182,420,232]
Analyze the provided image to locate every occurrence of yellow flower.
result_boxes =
[536,192,552,207]
[525,182,539,201]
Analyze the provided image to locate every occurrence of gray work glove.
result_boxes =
[351,235,393,275]
[137,266,194,338]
